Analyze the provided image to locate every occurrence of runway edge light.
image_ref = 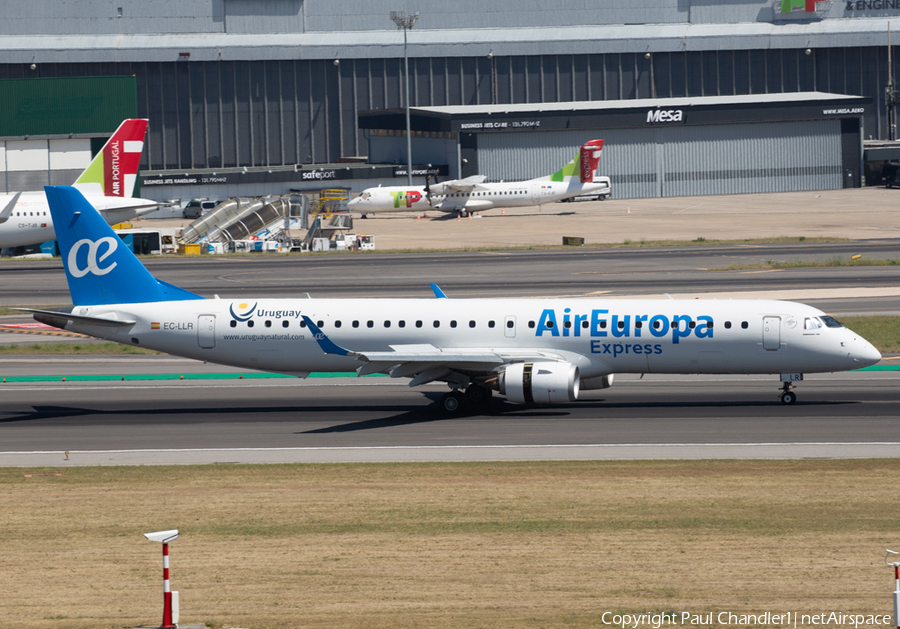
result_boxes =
[144,529,179,628]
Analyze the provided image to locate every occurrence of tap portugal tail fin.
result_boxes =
[73,119,148,198]
[546,139,604,183]
[44,185,201,306]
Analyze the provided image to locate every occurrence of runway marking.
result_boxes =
[672,203,704,214]
[5,442,900,455]
[0,326,89,338]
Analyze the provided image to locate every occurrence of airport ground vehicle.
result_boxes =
[560,176,611,202]
[182,200,218,219]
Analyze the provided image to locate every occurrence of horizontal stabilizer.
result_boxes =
[17,308,136,330]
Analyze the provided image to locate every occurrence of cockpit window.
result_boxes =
[804,317,823,330]
[820,315,844,328]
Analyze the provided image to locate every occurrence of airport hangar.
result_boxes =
[0,0,897,201]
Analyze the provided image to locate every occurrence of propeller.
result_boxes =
[424,172,439,207]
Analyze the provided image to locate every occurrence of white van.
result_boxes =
[182,200,218,219]
[560,176,612,202]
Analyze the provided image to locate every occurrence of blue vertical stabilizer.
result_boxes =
[44,186,202,306]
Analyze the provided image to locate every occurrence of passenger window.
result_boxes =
[688,321,695,329]
[300,320,307,328]
[352,320,359,328]
[618,321,625,329]
[741,321,749,329]
[653,320,661,329]
[489,321,495,328]
[469,320,476,328]
[450,320,457,328]
[528,321,536,328]
[367,320,374,328]
[433,320,440,328]
[265,320,272,328]
[248,320,255,328]
[635,321,642,329]
[416,320,423,328]
[317,320,324,328]
[564,321,571,328]
[582,320,589,328]
[282,320,289,328]
[230,320,237,328]
[724,321,732,329]
[399,320,406,328]
[506,320,514,328]
[335,321,342,328]
[384,320,391,328]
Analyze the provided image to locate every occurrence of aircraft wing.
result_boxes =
[302,316,566,385]
[430,174,487,195]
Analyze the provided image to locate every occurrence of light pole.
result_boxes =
[390,10,419,186]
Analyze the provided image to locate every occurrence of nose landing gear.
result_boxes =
[779,373,803,405]
[780,383,797,405]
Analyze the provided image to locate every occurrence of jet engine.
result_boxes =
[499,362,579,404]
[580,374,615,390]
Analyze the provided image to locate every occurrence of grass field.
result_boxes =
[1,460,897,629]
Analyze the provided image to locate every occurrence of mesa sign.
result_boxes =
[646,109,685,124]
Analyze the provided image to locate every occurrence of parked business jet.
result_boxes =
[0,119,156,250]
[347,139,609,216]
[29,185,881,412]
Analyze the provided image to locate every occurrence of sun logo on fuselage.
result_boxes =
[229,302,257,322]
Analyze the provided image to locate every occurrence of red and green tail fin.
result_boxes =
[548,139,604,183]
[74,119,148,198]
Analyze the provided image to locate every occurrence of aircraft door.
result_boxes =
[198,315,216,349]
[531,182,540,204]
[762,316,780,351]
[504,315,516,338]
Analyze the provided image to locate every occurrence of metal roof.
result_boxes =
[2,19,899,63]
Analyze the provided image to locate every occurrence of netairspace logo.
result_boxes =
[600,611,893,628]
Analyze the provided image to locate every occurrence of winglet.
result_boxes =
[302,316,354,356]
[0,192,22,224]
[430,283,448,299]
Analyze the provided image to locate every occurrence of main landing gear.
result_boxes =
[440,385,493,414]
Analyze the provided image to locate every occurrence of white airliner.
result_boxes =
[0,119,156,250]
[347,139,609,216]
[29,185,881,412]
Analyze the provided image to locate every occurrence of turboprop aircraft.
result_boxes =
[347,139,609,216]
[28,185,881,413]
[0,119,156,250]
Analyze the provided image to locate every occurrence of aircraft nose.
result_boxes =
[852,338,882,367]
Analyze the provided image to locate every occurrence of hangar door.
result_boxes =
[476,120,843,199]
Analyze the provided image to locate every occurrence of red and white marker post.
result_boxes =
[886,549,900,629]
[144,529,179,629]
